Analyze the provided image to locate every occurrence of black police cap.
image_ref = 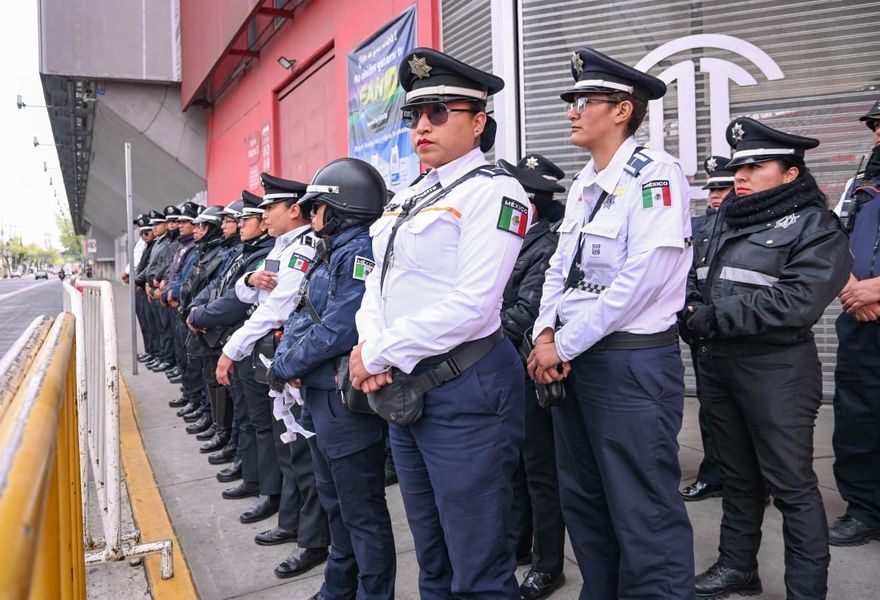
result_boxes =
[163,204,182,220]
[133,213,145,226]
[136,214,152,230]
[561,48,666,103]
[725,117,819,168]
[148,209,165,224]
[701,156,736,190]
[259,173,308,207]
[859,98,880,129]
[497,153,565,196]
[399,47,504,107]
[177,201,200,221]
[221,200,244,219]
[193,205,225,225]
[239,190,265,219]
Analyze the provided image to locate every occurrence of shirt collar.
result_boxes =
[276,224,310,247]
[577,136,638,194]
[423,147,488,190]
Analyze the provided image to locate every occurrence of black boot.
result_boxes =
[182,409,204,423]
[829,515,880,546]
[216,457,242,481]
[200,430,230,454]
[209,443,236,465]
[222,480,259,499]
[240,495,280,523]
[176,402,200,417]
[695,562,762,598]
[168,396,189,408]
[196,425,217,441]
[186,414,212,434]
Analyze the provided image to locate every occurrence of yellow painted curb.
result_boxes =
[119,374,198,600]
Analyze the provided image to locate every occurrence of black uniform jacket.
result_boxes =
[687,203,852,346]
[501,218,560,347]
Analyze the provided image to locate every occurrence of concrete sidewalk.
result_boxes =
[112,282,879,600]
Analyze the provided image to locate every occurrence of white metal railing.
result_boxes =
[63,281,174,578]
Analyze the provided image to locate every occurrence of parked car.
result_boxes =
[35,270,49,280]
[9,271,21,278]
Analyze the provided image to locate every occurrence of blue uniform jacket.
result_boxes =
[192,238,242,306]
[190,236,273,329]
[848,176,880,280]
[271,226,372,390]
[173,252,199,301]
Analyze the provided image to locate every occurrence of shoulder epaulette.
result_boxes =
[477,166,510,178]
[624,148,653,177]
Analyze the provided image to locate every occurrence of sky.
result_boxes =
[0,0,65,249]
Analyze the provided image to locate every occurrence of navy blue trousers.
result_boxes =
[302,388,395,600]
[555,342,694,600]
[237,361,282,496]
[389,339,524,599]
[134,290,157,355]
[833,313,880,528]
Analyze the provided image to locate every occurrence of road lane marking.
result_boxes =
[0,280,55,302]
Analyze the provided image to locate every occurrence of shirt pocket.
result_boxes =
[581,215,625,286]
[395,207,460,271]
[732,227,801,284]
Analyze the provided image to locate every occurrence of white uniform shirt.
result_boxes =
[223,225,315,362]
[125,237,147,275]
[533,136,692,362]
[356,147,529,374]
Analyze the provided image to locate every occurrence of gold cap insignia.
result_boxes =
[409,55,432,79]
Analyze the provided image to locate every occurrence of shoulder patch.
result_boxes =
[640,180,672,209]
[288,253,311,272]
[497,197,529,238]
[352,256,375,281]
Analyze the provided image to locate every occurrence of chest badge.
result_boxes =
[774,214,800,229]
[591,243,601,256]
[353,256,375,281]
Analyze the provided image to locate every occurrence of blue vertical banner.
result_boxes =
[347,5,418,193]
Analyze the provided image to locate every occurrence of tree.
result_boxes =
[56,212,84,259]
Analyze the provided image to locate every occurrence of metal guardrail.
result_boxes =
[63,281,173,578]
[0,313,86,599]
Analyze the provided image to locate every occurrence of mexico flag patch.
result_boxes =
[352,256,375,281]
[497,197,529,238]
[641,180,672,209]
[288,253,311,272]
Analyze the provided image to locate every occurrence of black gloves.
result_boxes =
[686,305,718,339]
[266,368,286,392]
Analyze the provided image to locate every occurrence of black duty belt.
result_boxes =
[414,328,505,381]
[597,326,678,350]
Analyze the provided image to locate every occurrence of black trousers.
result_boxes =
[229,373,257,483]
[833,313,880,528]
[236,359,282,496]
[134,289,156,355]
[150,299,175,364]
[510,378,565,576]
[272,404,330,547]
[698,341,829,600]
[689,345,723,485]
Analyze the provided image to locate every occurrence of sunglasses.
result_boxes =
[309,203,324,216]
[401,103,480,128]
[566,95,622,116]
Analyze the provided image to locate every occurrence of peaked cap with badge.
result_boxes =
[239,190,265,218]
[497,153,565,201]
[163,204,182,221]
[258,173,308,208]
[148,209,166,224]
[859,97,880,129]
[177,201,201,222]
[193,205,225,225]
[135,214,152,231]
[701,155,736,190]
[561,48,666,103]
[725,117,819,168]
[399,47,505,152]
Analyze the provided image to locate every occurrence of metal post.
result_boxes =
[124,143,138,375]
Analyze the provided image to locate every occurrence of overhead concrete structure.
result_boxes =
[38,0,206,262]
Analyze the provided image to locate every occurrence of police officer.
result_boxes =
[144,208,176,372]
[131,215,158,363]
[154,204,184,373]
[217,174,329,566]
[687,118,852,599]
[350,48,528,598]
[829,98,880,546]
[527,47,694,599]
[163,202,200,387]
[498,153,567,599]
[679,156,735,502]
[271,158,394,599]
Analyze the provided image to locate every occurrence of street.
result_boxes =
[0,277,64,356]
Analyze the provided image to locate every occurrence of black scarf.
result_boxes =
[723,173,826,227]
[864,145,880,180]
[242,233,271,254]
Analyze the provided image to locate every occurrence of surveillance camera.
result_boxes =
[83,89,93,99]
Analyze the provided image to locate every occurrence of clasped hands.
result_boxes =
[839,274,880,321]
[526,329,571,384]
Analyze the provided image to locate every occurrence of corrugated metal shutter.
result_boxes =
[521,0,880,397]
[440,0,496,160]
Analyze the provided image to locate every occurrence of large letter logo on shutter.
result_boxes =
[635,34,784,178]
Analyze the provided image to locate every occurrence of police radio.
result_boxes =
[839,156,866,232]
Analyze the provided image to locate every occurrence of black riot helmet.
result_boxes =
[298,158,386,237]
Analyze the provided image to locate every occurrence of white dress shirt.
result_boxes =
[125,237,147,275]
[533,136,693,362]
[356,146,529,374]
[223,225,315,362]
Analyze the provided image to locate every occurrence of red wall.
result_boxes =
[190,0,439,206]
